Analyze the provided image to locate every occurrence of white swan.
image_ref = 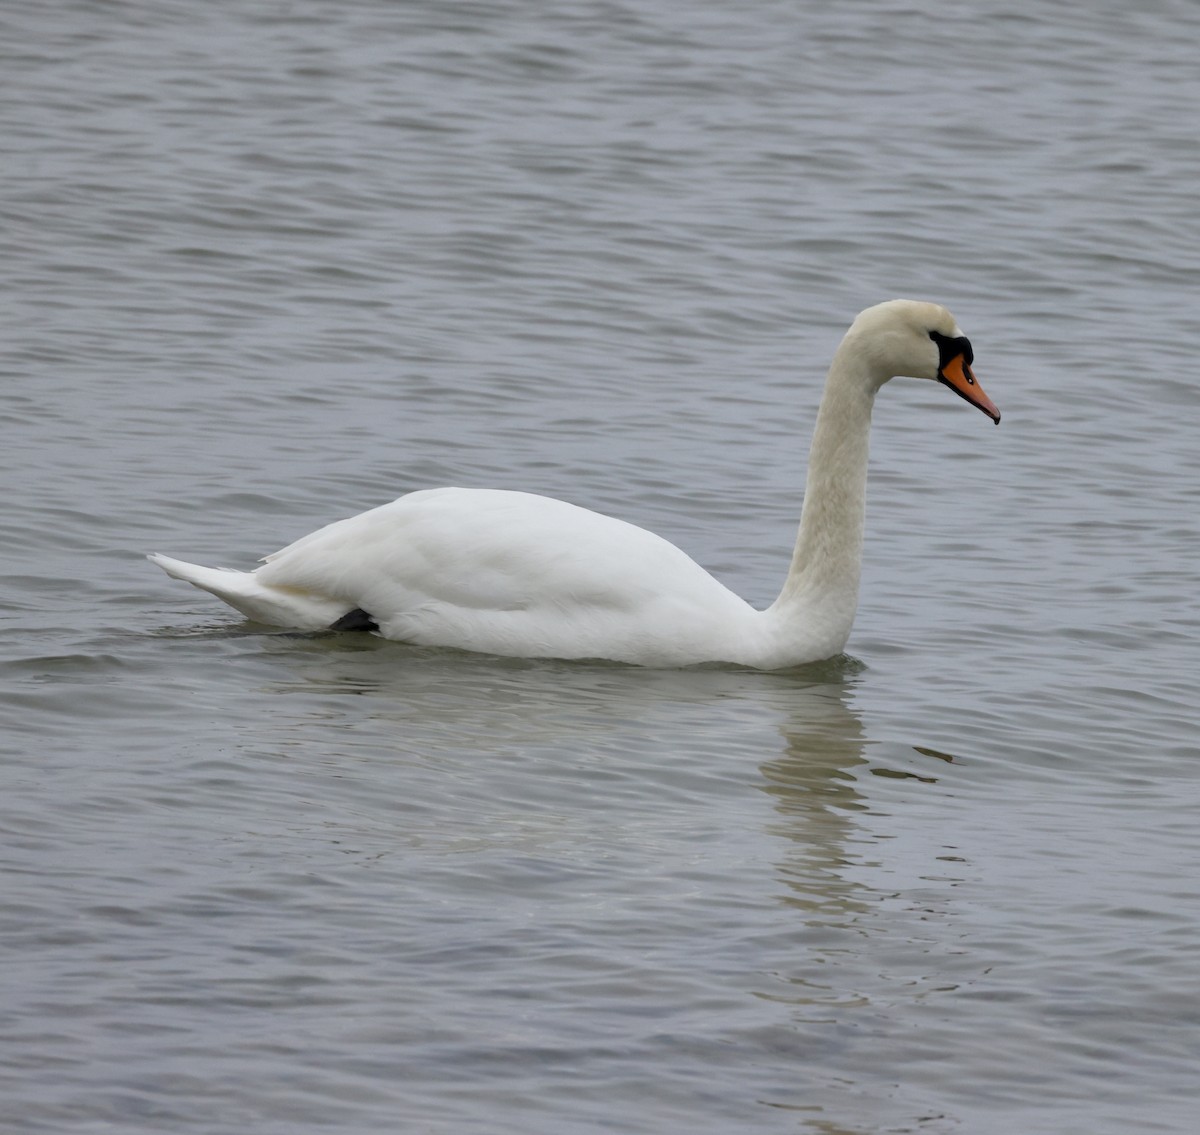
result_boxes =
[150,299,999,668]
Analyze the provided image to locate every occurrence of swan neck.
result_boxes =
[771,342,879,646]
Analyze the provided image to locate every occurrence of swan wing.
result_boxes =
[254,487,756,662]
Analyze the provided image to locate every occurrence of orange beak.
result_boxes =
[938,353,1000,424]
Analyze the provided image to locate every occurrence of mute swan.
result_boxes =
[150,299,999,668]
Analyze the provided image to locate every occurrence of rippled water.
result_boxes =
[4,1,1200,1132]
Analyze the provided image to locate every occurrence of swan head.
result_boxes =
[845,299,1000,423]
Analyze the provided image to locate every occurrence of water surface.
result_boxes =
[3,2,1200,1132]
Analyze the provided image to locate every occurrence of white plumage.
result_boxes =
[150,300,999,668]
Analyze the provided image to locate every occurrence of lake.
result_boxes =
[3,1,1199,1132]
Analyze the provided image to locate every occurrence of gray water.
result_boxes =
[3,1,1200,1131]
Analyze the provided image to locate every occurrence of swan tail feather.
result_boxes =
[147,553,348,629]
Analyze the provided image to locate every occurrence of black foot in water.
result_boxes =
[330,608,379,632]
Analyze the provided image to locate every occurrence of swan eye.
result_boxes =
[928,329,975,379]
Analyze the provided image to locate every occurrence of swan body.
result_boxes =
[151,300,999,668]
